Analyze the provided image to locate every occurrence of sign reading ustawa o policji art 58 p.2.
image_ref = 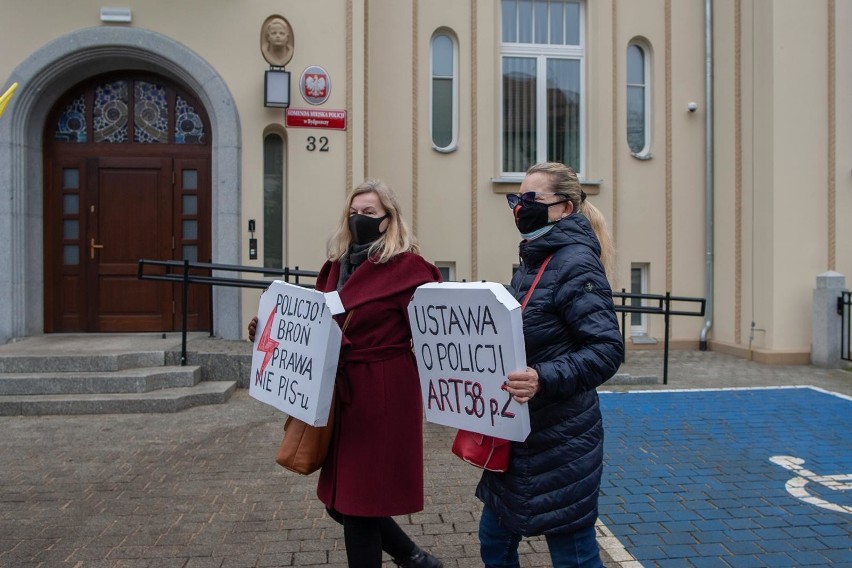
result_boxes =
[249,281,345,426]
[408,282,531,442]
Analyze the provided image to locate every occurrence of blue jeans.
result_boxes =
[479,504,603,568]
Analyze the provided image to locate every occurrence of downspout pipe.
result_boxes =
[699,0,714,350]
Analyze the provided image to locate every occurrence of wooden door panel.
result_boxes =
[59,274,83,331]
[91,158,173,331]
[173,158,211,331]
[44,159,89,332]
[44,73,213,334]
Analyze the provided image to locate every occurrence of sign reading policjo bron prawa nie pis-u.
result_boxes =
[408,282,531,442]
[249,281,345,426]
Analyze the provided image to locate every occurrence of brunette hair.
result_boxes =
[526,162,615,281]
[327,179,420,263]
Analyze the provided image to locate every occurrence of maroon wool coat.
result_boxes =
[315,252,441,517]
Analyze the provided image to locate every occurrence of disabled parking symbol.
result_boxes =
[770,455,852,515]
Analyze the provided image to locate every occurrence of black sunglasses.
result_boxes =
[506,191,569,209]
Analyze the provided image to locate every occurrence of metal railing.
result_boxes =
[840,291,851,362]
[137,259,319,365]
[612,291,706,385]
[137,259,706,384]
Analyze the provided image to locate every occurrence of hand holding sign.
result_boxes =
[505,367,541,404]
[249,281,345,426]
[408,282,530,442]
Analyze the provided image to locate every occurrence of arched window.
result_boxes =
[53,76,207,145]
[627,42,651,157]
[431,30,458,152]
[263,133,285,269]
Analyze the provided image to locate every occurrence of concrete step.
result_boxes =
[0,366,201,395]
[0,381,238,416]
[0,351,166,373]
[607,373,659,385]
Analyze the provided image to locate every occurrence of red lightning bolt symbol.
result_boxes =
[256,307,280,376]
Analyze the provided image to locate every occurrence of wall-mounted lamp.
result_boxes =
[264,69,291,108]
[100,7,132,23]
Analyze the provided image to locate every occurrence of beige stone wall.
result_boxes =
[1,0,847,358]
[838,2,852,284]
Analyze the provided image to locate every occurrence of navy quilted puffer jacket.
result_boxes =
[475,212,623,536]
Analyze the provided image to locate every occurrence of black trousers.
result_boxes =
[327,508,415,567]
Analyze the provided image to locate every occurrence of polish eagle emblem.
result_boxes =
[305,74,327,98]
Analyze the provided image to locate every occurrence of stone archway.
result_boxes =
[0,26,242,342]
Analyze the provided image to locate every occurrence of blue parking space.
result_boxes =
[599,387,852,568]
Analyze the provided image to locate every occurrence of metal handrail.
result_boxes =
[613,290,706,385]
[840,291,851,362]
[137,259,706,385]
[138,259,319,365]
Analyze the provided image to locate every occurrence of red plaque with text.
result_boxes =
[285,108,347,130]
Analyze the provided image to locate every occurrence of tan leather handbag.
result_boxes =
[275,398,336,474]
[275,310,353,475]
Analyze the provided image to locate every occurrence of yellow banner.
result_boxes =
[0,82,19,119]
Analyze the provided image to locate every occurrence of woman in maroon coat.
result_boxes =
[250,179,443,568]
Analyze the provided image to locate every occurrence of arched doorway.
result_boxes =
[43,72,211,333]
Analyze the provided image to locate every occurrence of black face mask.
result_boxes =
[513,200,567,235]
[348,214,388,245]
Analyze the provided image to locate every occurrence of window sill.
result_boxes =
[491,177,602,195]
[630,151,653,161]
[432,143,458,154]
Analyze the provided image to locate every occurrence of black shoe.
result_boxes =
[394,544,444,568]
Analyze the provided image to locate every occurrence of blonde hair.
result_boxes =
[327,179,420,263]
[526,162,616,282]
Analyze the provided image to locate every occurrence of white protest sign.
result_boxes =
[407,282,530,442]
[249,281,345,426]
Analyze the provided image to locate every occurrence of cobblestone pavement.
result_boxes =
[1,348,850,567]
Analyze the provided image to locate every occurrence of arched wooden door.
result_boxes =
[43,73,212,333]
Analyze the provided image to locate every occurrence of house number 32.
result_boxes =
[306,136,329,152]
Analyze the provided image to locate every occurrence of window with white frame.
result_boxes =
[626,41,650,156]
[630,263,649,336]
[501,0,584,176]
[435,261,456,282]
[431,30,458,152]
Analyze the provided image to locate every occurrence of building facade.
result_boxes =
[0,0,849,363]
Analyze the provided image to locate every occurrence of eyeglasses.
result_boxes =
[506,191,569,209]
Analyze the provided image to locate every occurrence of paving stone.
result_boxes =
[1,344,850,567]
[724,555,767,568]
[691,558,733,568]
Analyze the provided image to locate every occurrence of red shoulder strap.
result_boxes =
[520,254,553,311]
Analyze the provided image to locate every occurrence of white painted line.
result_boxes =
[599,385,850,398]
[596,519,644,567]
[802,385,852,402]
[599,385,852,403]
[770,455,852,515]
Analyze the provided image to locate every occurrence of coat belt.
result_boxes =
[339,342,412,363]
[335,342,414,405]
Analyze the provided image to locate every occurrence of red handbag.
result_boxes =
[451,430,512,472]
[450,254,553,472]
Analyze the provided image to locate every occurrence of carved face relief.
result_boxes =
[260,16,294,67]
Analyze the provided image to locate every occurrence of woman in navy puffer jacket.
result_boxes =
[476,162,624,568]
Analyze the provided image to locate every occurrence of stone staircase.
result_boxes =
[0,333,655,415]
[0,334,238,416]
